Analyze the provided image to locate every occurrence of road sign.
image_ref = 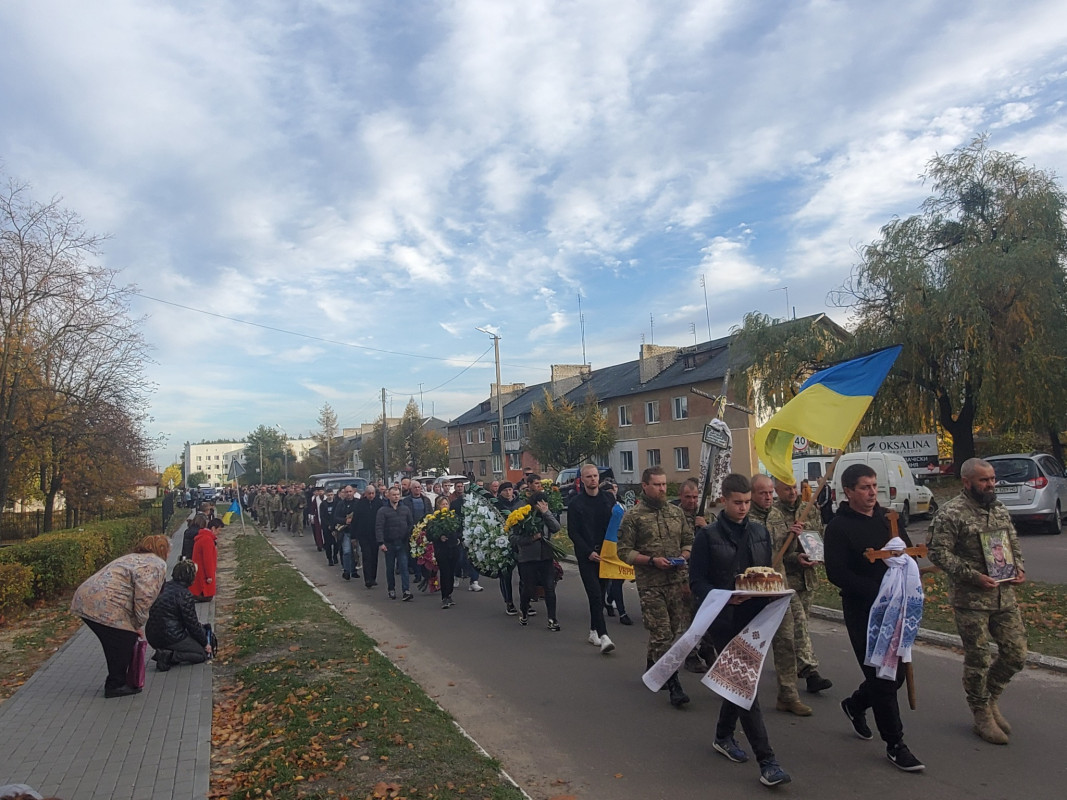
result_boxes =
[793,436,809,453]
[227,457,246,480]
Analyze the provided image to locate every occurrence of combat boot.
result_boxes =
[988,694,1012,735]
[666,672,690,708]
[776,691,812,716]
[972,705,1009,745]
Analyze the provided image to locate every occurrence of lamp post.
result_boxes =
[476,326,505,476]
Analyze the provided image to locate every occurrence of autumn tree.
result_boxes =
[735,137,1067,469]
[527,390,616,470]
[243,426,288,484]
[0,175,152,526]
[161,463,183,489]
[314,402,341,471]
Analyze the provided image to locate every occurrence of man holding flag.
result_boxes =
[567,464,619,655]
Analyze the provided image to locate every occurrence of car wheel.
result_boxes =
[1049,502,1063,535]
[928,499,938,517]
[900,501,910,529]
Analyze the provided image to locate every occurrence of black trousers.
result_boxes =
[843,599,905,746]
[358,537,379,585]
[84,618,139,690]
[576,556,607,636]
[603,578,628,615]
[710,624,774,762]
[323,529,339,563]
[165,635,210,664]
[437,542,461,599]
[519,560,557,619]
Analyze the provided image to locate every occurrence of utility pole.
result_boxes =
[700,274,712,340]
[381,387,389,484]
[476,327,505,476]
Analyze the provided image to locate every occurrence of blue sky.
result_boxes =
[2,0,1066,468]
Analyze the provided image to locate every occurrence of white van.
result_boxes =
[792,456,838,486]
[831,452,923,525]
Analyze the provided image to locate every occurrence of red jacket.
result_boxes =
[190,529,218,598]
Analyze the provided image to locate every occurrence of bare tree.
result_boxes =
[314,402,341,471]
[0,176,152,525]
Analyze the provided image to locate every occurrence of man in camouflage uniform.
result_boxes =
[672,477,712,673]
[268,488,283,531]
[749,475,811,716]
[617,466,694,708]
[253,487,269,525]
[773,478,833,695]
[285,486,306,535]
[928,457,1027,745]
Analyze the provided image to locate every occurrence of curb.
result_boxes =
[809,604,1067,675]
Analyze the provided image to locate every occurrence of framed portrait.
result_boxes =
[980,532,1017,582]
[797,530,824,563]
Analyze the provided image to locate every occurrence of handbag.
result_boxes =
[127,637,148,689]
[204,623,219,658]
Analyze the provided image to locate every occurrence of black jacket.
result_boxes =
[689,514,774,642]
[376,502,414,546]
[352,496,383,542]
[824,501,912,610]
[567,489,616,560]
[332,497,360,535]
[145,581,207,649]
[180,523,199,560]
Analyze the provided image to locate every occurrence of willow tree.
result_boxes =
[737,137,1067,470]
[527,390,616,470]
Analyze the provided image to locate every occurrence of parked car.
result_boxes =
[557,466,616,506]
[316,476,368,496]
[830,451,923,526]
[986,453,1067,535]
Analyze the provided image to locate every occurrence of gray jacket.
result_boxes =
[510,510,561,563]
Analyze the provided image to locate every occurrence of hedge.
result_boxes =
[0,514,154,606]
[0,563,34,621]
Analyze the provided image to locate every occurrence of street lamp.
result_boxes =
[276,424,289,482]
[476,326,505,476]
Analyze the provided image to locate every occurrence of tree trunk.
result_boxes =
[938,389,976,476]
[1050,427,1065,466]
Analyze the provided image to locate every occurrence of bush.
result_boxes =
[0,563,34,621]
[0,515,154,600]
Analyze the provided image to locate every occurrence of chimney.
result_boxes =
[490,382,526,412]
[639,344,679,384]
[549,364,591,398]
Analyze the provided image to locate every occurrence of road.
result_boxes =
[261,527,1067,800]
[908,515,1066,584]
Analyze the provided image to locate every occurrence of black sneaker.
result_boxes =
[441,596,452,609]
[619,613,633,626]
[547,619,561,632]
[402,592,414,602]
[841,697,874,740]
[527,608,538,616]
[887,742,925,772]
[342,571,351,581]
[519,612,529,626]
[805,672,833,693]
[388,590,396,600]
[505,603,518,616]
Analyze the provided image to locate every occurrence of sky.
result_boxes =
[2,0,1066,469]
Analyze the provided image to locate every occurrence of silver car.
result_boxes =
[986,453,1067,534]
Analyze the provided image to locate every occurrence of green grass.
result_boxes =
[213,530,526,800]
[812,566,1067,659]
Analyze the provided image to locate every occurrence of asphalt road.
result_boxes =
[263,527,1067,800]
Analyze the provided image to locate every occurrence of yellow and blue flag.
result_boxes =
[599,504,635,580]
[222,500,241,525]
[754,345,902,483]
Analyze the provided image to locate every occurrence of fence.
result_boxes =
[1,499,161,544]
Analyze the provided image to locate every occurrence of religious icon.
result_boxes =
[797,530,824,563]
[980,533,1017,582]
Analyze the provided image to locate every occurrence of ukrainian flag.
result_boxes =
[754,345,902,483]
[222,500,241,525]
[599,504,635,580]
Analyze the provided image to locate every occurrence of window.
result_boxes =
[492,454,503,474]
[672,396,688,420]
[674,447,690,470]
[479,459,487,476]
[508,453,522,470]
[645,401,660,424]
[647,449,661,467]
[621,451,635,472]
[618,405,632,426]
[465,430,473,445]
[503,418,519,440]
[683,353,697,371]
[478,428,486,443]
[196,455,202,462]
[491,423,499,440]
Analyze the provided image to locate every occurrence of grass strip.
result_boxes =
[211,529,527,800]
[812,567,1067,659]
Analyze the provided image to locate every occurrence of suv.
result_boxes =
[317,476,368,496]
[986,453,1067,534]
[557,466,615,506]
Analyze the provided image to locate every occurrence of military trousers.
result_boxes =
[953,605,1027,710]
[637,582,692,663]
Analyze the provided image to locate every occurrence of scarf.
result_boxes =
[865,536,923,680]
[643,587,792,710]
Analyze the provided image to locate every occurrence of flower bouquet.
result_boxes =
[504,501,568,585]
[461,485,513,579]
[409,523,440,593]
[537,479,566,515]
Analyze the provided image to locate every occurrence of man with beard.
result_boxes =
[928,458,1026,745]
[617,466,693,708]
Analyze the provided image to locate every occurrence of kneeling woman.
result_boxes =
[146,560,210,670]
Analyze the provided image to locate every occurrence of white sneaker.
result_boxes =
[588,630,601,646]
[599,635,616,654]
[469,581,484,592]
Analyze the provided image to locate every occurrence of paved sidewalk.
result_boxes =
[0,527,212,800]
